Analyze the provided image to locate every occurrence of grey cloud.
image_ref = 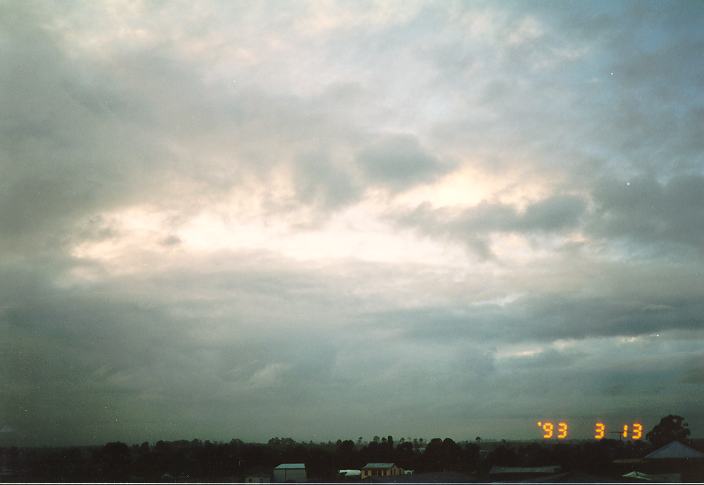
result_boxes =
[498,348,585,371]
[589,174,704,252]
[0,3,400,256]
[520,195,587,231]
[370,292,704,345]
[453,195,586,234]
[356,134,454,190]
[394,194,586,257]
[0,259,335,444]
[0,5,193,254]
[3,248,704,444]
[292,150,361,210]
[3,253,455,444]
[422,2,704,186]
[160,235,182,247]
[682,361,704,385]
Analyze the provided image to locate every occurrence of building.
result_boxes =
[488,465,562,481]
[643,441,704,481]
[644,440,704,461]
[361,463,404,480]
[338,469,361,480]
[361,472,472,483]
[272,463,306,483]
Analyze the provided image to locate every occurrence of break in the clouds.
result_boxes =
[1,0,703,445]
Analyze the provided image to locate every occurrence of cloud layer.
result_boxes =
[1,0,703,445]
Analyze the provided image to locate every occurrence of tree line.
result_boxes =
[0,414,694,482]
[0,436,655,481]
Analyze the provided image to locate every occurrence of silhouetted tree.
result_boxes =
[395,440,415,468]
[463,443,480,471]
[646,415,691,448]
[422,438,463,472]
[486,444,519,467]
[99,442,131,480]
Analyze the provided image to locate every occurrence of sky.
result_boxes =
[1,0,703,446]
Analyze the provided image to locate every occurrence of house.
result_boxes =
[644,440,704,460]
[272,463,306,483]
[643,441,704,481]
[361,463,404,480]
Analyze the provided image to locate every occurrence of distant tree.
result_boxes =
[486,444,519,467]
[337,440,355,452]
[463,443,480,470]
[100,442,131,479]
[397,441,414,454]
[646,415,691,448]
[421,438,463,472]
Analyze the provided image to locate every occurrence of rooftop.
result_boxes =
[339,469,361,476]
[490,465,562,475]
[274,463,306,470]
[644,441,704,460]
[362,463,396,469]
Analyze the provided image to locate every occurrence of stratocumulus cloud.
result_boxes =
[1,0,703,445]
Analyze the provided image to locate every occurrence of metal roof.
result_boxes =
[274,463,306,469]
[338,469,361,476]
[623,471,682,482]
[644,441,704,460]
[490,465,562,475]
[362,463,396,469]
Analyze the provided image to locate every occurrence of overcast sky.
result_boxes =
[2,0,704,446]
